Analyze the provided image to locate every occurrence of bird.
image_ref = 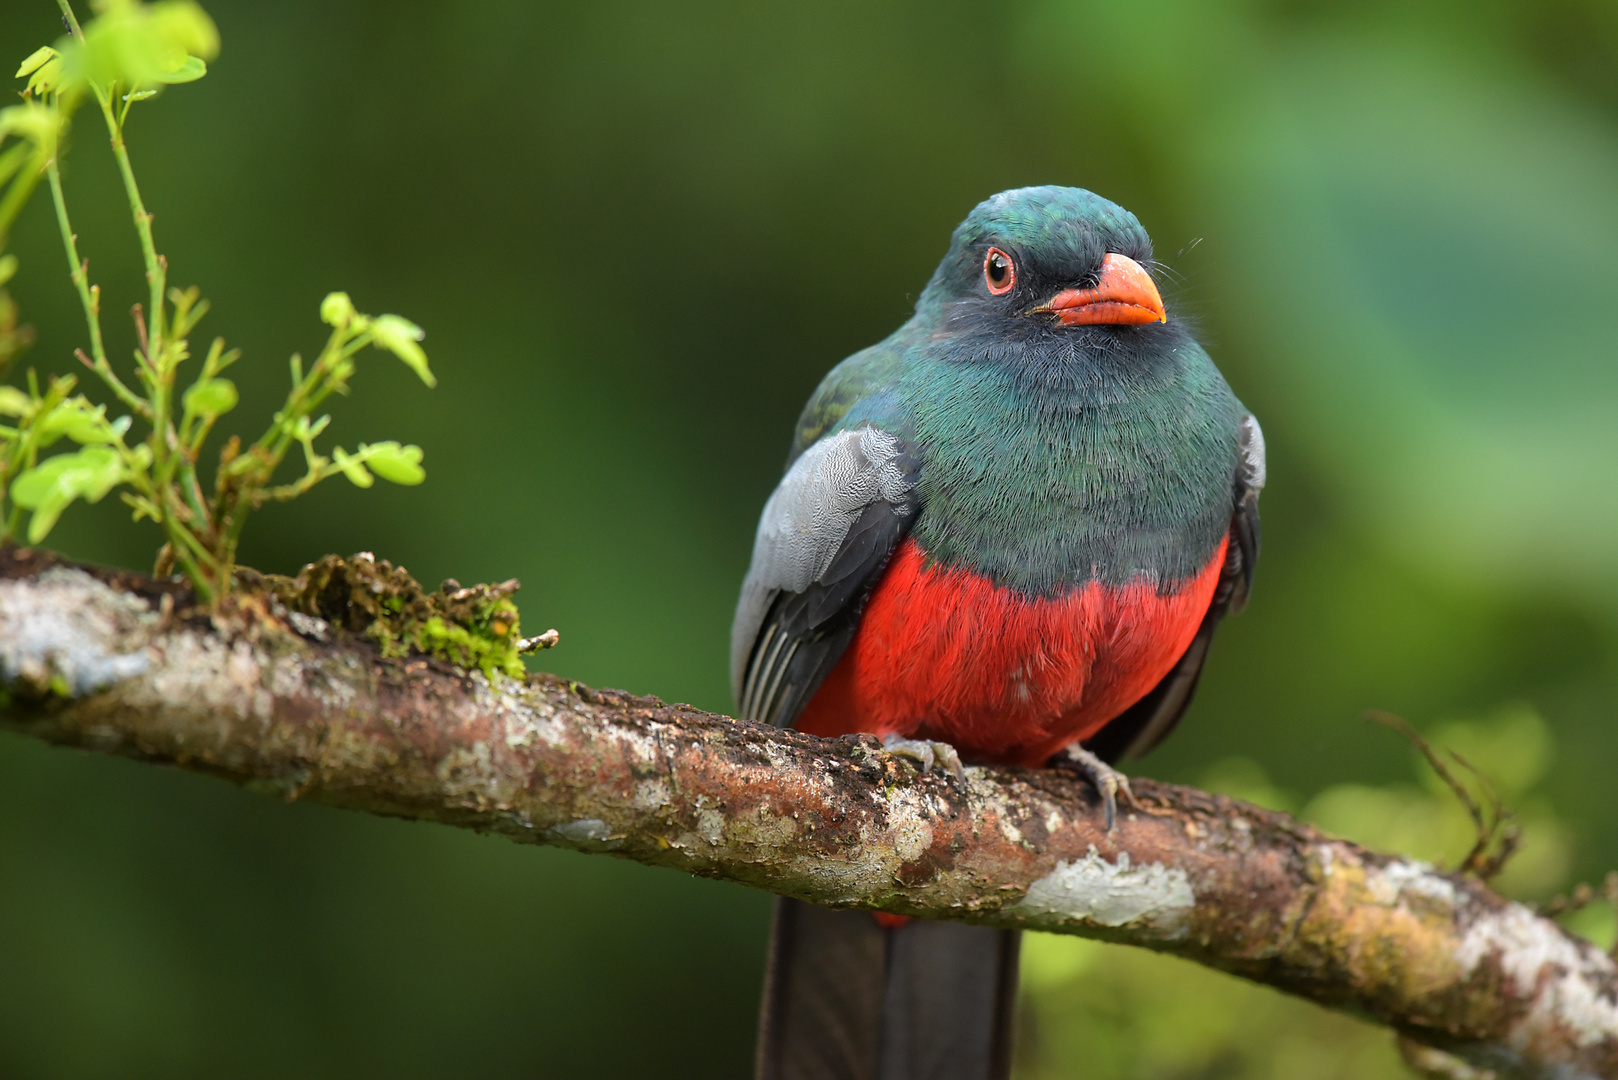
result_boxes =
[731,185,1264,1080]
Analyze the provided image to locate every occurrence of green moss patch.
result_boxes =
[246,553,548,680]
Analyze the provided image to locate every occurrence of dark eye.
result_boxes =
[983,247,1015,295]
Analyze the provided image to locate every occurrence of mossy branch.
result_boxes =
[0,547,1611,1080]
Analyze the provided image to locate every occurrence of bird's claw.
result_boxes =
[1055,745,1139,832]
[882,734,966,782]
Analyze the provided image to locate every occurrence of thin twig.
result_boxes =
[1367,710,1483,830]
[1365,710,1516,880]
[1448,747,1520,880]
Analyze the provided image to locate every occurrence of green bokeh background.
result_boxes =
[2,1,1616,1076]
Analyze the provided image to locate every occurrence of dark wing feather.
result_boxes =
[745,499,913,727]
[733,425,921,728]
[1084,413,1265,764]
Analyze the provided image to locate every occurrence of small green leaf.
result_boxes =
[148,2,221,61]
[361,441,426,485]
[15,46,59,79]
[11,446,123,506]
[63,416,109,444]
[16,47,66,99]
[37,398,112,446]
[121,89,158,102]
[0,385,30,416]
[331,446,373,488]
[0,254,17,286]
[80,451,126,498]
[11,446,125,543]
[320,291,356,328]
[182,377,238,419]
[24,56,66,98]
[10,461,63,508]
[370,314,436,387]
[25,487,72,544]
[153,55,205,84]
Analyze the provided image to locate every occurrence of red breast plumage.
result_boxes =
[795,534,1227,766]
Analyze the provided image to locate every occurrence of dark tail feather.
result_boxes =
[757,898,886,1080]
[756,897,1020,1080]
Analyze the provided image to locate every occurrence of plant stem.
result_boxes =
[165,537,211,602]
[161,486,218,572]
[45,163,105,365]
[54,0,84,39]
[48,1,148,416]
[58,0,168,372]
[46,161,149,418]
[97,97,166,369]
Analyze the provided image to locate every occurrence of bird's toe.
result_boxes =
[1053,744,1139,831]
[882,734,966,781]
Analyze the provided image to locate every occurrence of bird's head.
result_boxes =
[918,186,1168,340]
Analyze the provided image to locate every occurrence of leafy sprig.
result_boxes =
[0,0,435,604]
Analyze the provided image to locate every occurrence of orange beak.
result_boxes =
[1036,252,1166,327]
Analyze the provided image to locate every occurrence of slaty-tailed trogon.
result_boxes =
[732,186,1264,1080]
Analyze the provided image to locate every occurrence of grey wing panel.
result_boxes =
[732,425,919,726]
[1225,412,1265,614]
[1084,412,1265,763]
[744,499,915,727]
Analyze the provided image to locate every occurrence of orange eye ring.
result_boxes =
[983,247,1015,295]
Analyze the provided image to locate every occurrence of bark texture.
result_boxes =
[0,548,1614,1080]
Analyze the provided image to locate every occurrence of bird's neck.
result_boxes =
[901,334,1240,597]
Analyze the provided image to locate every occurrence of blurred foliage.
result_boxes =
[0,0,1614,1077]
[1,3,434,602]
[1019,936,1404,1080]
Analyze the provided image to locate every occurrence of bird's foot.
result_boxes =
[1053,745,1140,832]
[882,733,966,782]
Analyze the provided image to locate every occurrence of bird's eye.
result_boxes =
[983,247,1015,295]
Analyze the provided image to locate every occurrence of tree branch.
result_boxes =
[0,547,1613,1080]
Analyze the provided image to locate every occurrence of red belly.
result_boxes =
[795,535,1227,766]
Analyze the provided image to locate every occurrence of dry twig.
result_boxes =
[1365,710,1520,880]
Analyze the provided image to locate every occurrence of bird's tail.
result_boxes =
[755,897,1020,1080]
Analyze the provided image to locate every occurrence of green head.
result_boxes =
[917,186,1167,333]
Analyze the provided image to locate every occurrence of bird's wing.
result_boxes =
[1222,410,1265,617]
[1085,412,1265,764]
[731,424,920,727]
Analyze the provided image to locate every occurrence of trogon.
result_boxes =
[731,186,1265,1080]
